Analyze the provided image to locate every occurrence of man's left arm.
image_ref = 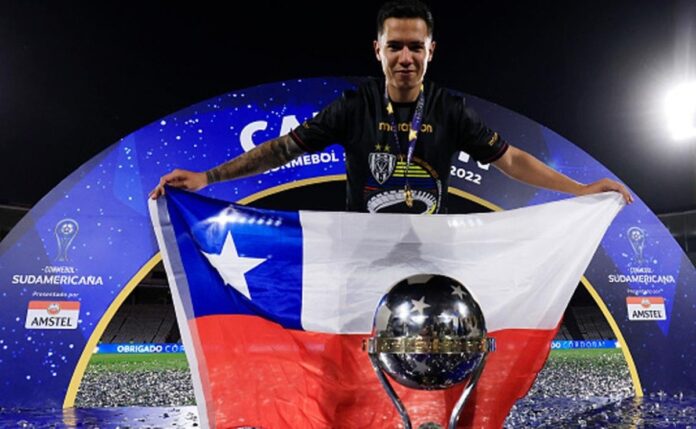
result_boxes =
[492,145,634,204]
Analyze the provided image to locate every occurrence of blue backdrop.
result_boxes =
[0,76,694,408]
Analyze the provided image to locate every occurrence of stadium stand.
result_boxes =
[0,204,29,242]
[101,304,176,343]
[555,324,574,341]
[571,306,615,340]
[659,210,696,266]
[99,270,179,344]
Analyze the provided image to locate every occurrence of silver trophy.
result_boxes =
[627,226,646,264]
[364,275,494,429]
[54,218,79,262]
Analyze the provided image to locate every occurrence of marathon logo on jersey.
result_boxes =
[626,296,666,321]
[25,300,80,329]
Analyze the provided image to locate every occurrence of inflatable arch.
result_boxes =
[1,77,694,409]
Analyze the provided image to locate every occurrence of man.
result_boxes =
[150,0,632,210]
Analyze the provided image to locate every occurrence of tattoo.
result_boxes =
[205,134,304,183]
[205,169,221,184]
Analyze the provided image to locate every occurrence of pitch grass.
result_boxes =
[86,353,189,372]
[86,348,622,373]
[550,348,622,360]
[547,348,625,369]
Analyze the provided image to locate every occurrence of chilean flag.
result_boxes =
[149,187,623,429]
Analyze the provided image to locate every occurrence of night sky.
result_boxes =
[1,1,694,214]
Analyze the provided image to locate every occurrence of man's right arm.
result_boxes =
[149,134,305,199]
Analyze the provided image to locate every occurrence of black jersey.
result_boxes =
[289,78,508,214]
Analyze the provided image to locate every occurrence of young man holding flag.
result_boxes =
[149,1,633,428]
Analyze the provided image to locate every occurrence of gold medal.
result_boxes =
[404,185,414,208]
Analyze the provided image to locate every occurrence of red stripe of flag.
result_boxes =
[192,315,557,428]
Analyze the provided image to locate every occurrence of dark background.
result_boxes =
[1,1,695,214]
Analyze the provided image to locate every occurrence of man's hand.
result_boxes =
[148,135,306,200]
[149,169,207,199]
[577,178,634,204]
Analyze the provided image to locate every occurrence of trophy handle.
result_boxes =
[368,354,412,429]
[447,353,488,429]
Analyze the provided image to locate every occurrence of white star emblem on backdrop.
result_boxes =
[201,231,266,300]
[410,296,431,315]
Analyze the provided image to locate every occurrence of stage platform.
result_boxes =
[2,396,695,428]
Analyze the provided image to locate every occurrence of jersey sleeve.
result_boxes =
[289,90,357,152]
[455,98,509,164]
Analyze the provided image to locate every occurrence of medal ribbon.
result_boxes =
[384,83,425,207]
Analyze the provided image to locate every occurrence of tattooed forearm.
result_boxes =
[205,134,305,184]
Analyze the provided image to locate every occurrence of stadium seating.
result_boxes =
[101,303,176,343]
[570,306,615,340]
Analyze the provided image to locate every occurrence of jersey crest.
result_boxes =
[368,152,396,185]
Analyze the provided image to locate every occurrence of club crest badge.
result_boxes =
[368,152,396,184]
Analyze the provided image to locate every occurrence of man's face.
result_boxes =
[374,17,435,101]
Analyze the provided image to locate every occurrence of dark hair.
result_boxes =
[377,0,434,36]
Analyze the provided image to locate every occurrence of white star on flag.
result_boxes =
[410,296,430,315]
[202,231,266,300]
[451,284,466,299]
